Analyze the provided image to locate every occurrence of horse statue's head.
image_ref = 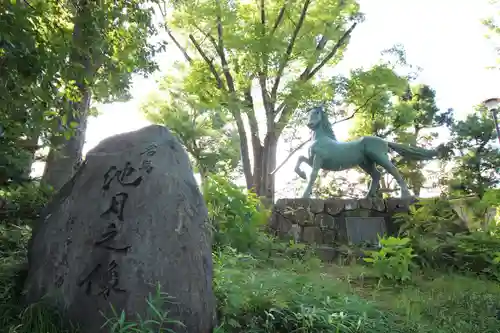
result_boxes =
[307,105,336,140]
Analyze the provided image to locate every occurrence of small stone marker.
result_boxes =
[23,125,216,333]
[345,217,387,245]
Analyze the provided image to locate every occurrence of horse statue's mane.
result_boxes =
[318,106,337,141]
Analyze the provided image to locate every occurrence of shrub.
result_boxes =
[202,175,272,254]
[413,232,500,280]
[363,236,416,282]
[0,183,51,226]
[395,198,466,238]
[396,198,500,280]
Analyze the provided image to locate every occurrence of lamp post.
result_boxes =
[482,97,500,145]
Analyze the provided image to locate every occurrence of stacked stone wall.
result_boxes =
[269,198,415,246]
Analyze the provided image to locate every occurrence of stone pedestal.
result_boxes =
[269,197,417,247]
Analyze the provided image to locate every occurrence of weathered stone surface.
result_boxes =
[24,125,216,333]
[269,211,280,230]
[372,198,386,212]
[315,246,338,263]
[345,217,387,245]
[343,199,359,211]
[322,229,338,245]
[274,214,293,236]
[345,209,370,217]
[276,199,323,225]
[289,225,302,243]
[275,198,324,213]
[386,197,417,213]
[314,213,335,229]
[358,197,386,212]
[324,200,344,215]
[302,226,323,244]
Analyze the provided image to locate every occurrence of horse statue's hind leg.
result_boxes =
[294,155,311,180]
[359,160,381,198]
[368,153,411,198]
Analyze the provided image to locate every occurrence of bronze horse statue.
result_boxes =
[291,106,443,198]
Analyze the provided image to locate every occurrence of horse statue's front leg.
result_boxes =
[302,156,322,198]
[294,155,311,180]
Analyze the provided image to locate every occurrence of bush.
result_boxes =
[395,198,466,238]
[396,198,500,280]
[363,236,416,282]
[203,175,272,254]
[412,232,500,280]
[0,183,51,226]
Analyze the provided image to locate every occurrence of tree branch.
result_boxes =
[258,0,271,115]
[213,0,255,189]
[215,0,236,93]
[270,137,311,175]
[302,23,336,75]
[332,90,383,125]
[270,0,290,36]
[188,34,225,89]
[168,28,193,63]
[155,2,192,63]
[270,0,311,102]
[273,22,357,128]
[305,22,357,79]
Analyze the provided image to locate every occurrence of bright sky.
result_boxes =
[33,0,500,198]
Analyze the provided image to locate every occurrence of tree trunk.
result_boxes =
[233,112,254,190]
[21,132,40,179]
[42,1,95,191]
[197,164,209,187]
[253,131,278,205]
[42,90,91,191]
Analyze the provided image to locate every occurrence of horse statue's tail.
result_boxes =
[388,142,442,161]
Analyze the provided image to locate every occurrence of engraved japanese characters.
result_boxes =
[23,125,216,333]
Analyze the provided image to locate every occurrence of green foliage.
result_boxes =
[447,109,500,198]
[0,1,74,179]
[363,236,416,282]
[395,198,466,238]
[482,188,500,207]
[213,248,500,333]
[102,284,184,333]
[164,0,380,195]
[0,183,52,225]
[142,75,240,179]
[213,249,392,333]
[203,175,271,253]
[409,232,500,281]
[1,0,160,189]
[396,199,500,281]
[79,0,161,103]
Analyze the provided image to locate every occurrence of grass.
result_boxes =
[1,231,500,332]
[213,249,500,333]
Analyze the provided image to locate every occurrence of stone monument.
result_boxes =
[23,125,216,333]
[267,105,447,261]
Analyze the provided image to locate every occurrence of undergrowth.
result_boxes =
[1,180,500,332]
